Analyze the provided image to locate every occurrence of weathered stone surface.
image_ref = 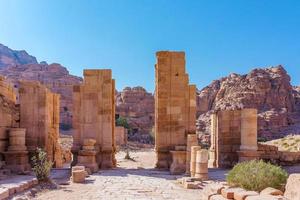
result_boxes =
[0,61,82,130]
[221,187,245,199]
[72,169,86,183]
[234,190,259,200]
[0,43,37,68]
[284,173,300,200]
[155,51,196,170]
[245,194,287,200]
[115,126,127,146]
[196,66,300,140]
[170,151,186,175]
[116,87,154,142]
[260,187,284,196]
[19,81,63,167]
[72,69,116,170]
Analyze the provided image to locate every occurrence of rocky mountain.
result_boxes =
[0,63,82,129]
[0,43,82,129]
[196,65,300,140]
[0,44,37,68]
[116,87,154,143]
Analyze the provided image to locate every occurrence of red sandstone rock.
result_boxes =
[197,66,300,140]
[116,86,154,142]
[0,63,82,129]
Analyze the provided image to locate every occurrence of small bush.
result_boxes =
[226,160,288,192]
[31,148,53,182]
[116,117,130,129]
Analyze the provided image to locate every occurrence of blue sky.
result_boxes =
[0,0,300,92]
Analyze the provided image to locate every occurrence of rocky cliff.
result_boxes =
[0,44,37,68]
[0,63,82,128]
[196,65,300,139]
[116,87,154,143]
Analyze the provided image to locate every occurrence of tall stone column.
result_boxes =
[72,69,116,171]
[240,109,258,151]
[186,134,198,174]
[238,109,260,162]
[208,113,217,168]
[19,81,62,167]
[154,51,195,170]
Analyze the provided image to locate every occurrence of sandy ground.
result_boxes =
[11,149,300,200]
[27,149,225,200]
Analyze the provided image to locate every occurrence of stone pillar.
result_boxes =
[208,113,217,168]
[3,128,30,173]
[186,134,198,175]
[194,149,208,181]
[155,51,195,170]
[240,109,258,151]
[190,146,201,177]
[238,109,260,162]
[72,69,116,170]
[170,151,186,175]
[19,81,62,167]
[77,139,99,173]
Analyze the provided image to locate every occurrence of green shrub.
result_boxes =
[31,148,53,182]
[116,117,130,129]
[226,160,288,192]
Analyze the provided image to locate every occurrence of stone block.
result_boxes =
[221,187,245,199]
[260,187,283,196]
[234,190,259,200]
[72,169,86,183]
[284,173,300,200]
[0,188,9,200]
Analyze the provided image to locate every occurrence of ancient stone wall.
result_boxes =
[72,69,116,169]
[155,51,196,169]
[209,110,242,168]
[19,81,62,167]
[0,77,19,165]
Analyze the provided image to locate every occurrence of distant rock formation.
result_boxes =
[196,65,300,139]
[0,43,37,68]
[116,87,154,143]
[0,63,82,129]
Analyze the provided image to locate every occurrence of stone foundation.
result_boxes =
[3,128,30,173]
[170,150,186,175]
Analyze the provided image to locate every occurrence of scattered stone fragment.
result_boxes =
[234,190,259,200]
[260,187,284,196]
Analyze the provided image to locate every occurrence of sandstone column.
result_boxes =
[194,149,208,180]
[155,51,196,170]
[238,109,260,162]
[3,128,30,173]
[240,109,258,151]
[186,134,198,174]
[208,113,217,168]
[190,146,201,177]
[19,81,62,167]
[72,69,116,170]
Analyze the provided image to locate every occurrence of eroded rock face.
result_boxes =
[0,43,37,68]
[116,87,154,143]
[0,63,82,129]
[197,66,300,139]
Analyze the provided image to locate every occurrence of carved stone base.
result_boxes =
[237,150,260,162]
[170,151,186,175]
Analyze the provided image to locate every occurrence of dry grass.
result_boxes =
[264,135,300,152]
